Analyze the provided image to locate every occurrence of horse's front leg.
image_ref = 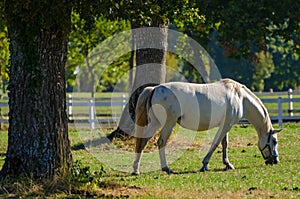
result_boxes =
[200,124,232,172]
[200,149,215,172]
[222,133,235,170]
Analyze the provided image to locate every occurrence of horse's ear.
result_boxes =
[272,129,282,134]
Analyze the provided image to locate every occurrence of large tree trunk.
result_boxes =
[1,2,72,179]
[108,22,168,140]
[132,24,168,92]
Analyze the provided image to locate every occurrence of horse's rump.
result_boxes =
[135,87,155,127]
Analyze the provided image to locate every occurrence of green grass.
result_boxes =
[98,123,300,198]
[0,123,299,198]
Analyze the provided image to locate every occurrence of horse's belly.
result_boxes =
[178,105,225,131]
[178,113,222,131]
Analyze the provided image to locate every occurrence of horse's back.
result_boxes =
[150,80,243,131]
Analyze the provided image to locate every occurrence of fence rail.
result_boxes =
[0,90,300,128]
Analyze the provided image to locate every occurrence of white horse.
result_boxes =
[132,78,281,175]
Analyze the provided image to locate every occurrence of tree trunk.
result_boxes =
[108,22,168,140]
[132,24,168,92]
[1,2,72,179]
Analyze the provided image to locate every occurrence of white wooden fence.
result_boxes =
[66,94,127,129]
[0,90,299,128]
[255,89,300,127]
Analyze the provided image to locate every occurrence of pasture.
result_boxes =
[0,122,299,198]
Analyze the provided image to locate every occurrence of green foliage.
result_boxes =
[264,24,300,90]
[252,51,275,91]
[0,0,299,93]
[66,13,130,91]
[72,0,103,30]
[0,1,5,31]
[199,0,300,58]
[208,31,255,88]
[196,1,300,90]
[104,0,202,27]
[70,160,105,189]
[0,26,9,94]
[5,0,72,32]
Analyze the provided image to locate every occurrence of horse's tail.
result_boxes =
[106,83,158,141]
[135,86,155,127]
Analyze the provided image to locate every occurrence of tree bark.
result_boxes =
[108,22,168,140]
[1,1,72,179]
[132,24,168,92]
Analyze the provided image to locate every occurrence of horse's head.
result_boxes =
[258,129,281,165]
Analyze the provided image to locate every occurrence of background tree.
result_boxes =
[107,0,203,138]
[0,4,9,129]
[252,51,275,91]
[265,31,300,90]
[104,0,201,91]
[199,0,299,57]
[66,13,130,94]
[0,1,9,94]
[0,26,9,94]
[198,0,300,91]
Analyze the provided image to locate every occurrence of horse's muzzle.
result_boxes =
[265,157,279,165]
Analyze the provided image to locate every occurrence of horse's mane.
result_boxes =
[222,78,244,97]
[222,78,272,131]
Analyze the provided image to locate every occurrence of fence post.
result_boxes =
[278,97,283,128]
[89,98,95,129]
[68,94,73,121]
[288,88,293,116]
[122,94,126,110]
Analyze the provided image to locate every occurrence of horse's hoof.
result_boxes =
[200,165,208,172]
[162,167,174,174]
[131,171,140,175]
[224,163,235,171]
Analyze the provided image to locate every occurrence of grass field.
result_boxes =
[0,122,299,198]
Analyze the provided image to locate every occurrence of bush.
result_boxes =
[70,160,105,189]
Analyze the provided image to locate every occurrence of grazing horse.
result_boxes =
[132,79,281,175]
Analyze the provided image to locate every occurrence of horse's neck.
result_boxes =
[243,90,271,136]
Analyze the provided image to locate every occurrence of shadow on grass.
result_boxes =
[71,137,112,151]
[171,170,198,175]
[111,164,264,177]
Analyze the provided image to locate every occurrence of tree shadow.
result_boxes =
[71,136,112,151]
[71,143,85,150]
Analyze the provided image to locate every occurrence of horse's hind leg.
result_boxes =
[132,121,161,175]
[132,136,150,175]
[157,122,176,174]
[222,133,235,170]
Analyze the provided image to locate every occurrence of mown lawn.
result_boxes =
[0,123,299,198]
[98,123,300,198]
